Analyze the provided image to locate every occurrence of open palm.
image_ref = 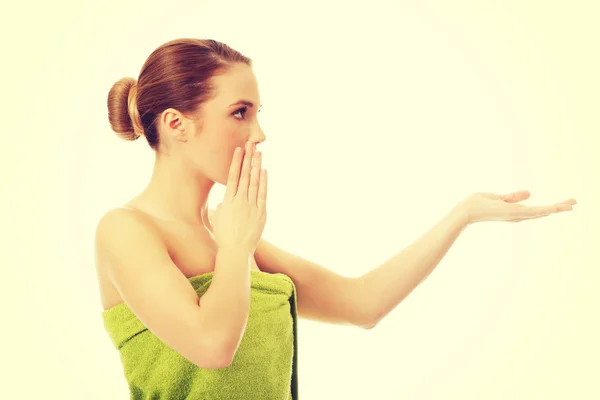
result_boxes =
[466,190,577,224]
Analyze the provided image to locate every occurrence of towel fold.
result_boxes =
[102,270,299,399]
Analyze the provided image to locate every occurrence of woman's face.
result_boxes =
[187,63,266,185]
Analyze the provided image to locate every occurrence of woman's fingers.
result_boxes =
[248,151,261,204]
[225,147,244,199]
[513,200,575,220]
[257,169,267,210]
[236,141,255,199]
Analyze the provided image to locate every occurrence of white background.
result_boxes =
[2,0,598,398]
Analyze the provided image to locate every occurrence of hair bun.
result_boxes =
[127,82,145,138]
[107,77,144,141]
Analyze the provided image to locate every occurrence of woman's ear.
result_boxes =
[161,108,189,143]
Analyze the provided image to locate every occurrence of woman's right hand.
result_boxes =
[463,190,576,224]
[212,141,268,253]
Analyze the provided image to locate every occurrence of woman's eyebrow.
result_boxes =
[228,100,262,108]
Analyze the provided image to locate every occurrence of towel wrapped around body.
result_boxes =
[102,270,299,399]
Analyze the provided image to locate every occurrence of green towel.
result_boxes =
[102,270,299,399]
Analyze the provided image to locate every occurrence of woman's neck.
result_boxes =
[133,156,215,227]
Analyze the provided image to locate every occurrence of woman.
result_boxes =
[98,38,577,399]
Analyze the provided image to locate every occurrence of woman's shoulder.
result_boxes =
[97,205,157,234]
[94,205,171,310]
[95,205,167,259]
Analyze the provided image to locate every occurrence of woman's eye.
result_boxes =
[233,107,247,120]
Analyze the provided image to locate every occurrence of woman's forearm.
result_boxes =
[358,200,470,327]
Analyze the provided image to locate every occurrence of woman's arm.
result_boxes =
[96,207,252,369]
[251,190,573,329]
[357,200,470,327]
[357,190,576,327]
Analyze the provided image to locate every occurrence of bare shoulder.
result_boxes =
[96,207,161,254]
[94,206,167,309]
[96,206,156,240]
[94,206,230,367]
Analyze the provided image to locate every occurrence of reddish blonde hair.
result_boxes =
[107,38,252,150]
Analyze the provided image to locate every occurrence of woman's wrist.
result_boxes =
[454,197,473,227]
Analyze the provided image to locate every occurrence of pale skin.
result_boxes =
[95,62,577,368]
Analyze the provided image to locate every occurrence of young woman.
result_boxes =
[98,38,577,399]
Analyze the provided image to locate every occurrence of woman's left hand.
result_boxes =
[464,190,577,224]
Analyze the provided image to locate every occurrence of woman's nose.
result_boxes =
[252,130,266,147]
